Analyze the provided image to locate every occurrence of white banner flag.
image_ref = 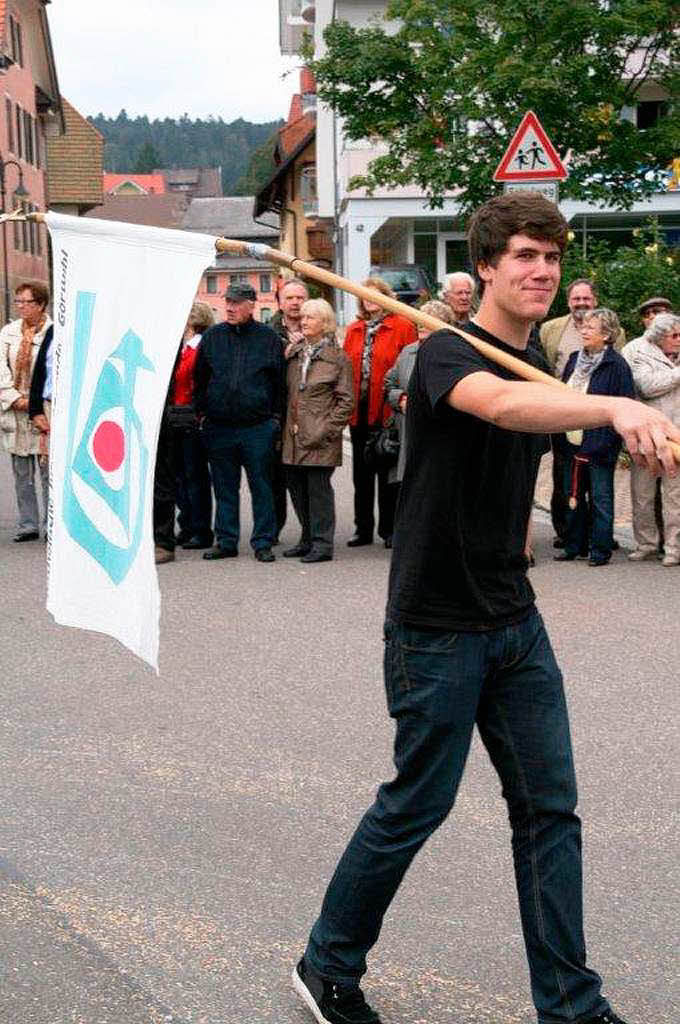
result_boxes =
[45,213,216,670]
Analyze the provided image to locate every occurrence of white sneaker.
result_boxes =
[627,548,657,561]
[661,553,679,567]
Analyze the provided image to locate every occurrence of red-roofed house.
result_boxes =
[103,172,167,195]
[0,0,63,323]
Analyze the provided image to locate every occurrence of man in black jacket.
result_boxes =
[194,282,285,563]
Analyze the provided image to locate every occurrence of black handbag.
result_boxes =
[364,417,400,469]
[167,403,198,430]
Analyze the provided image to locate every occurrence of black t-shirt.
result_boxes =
[386,322,550,632]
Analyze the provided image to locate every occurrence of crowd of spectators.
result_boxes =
[1,273,678,569]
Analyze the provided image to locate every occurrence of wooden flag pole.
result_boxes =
[215,237,680,466]
[215,237,562,388]
[21,212,680,463]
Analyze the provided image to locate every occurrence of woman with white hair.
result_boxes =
[281,299,354,563]
[624,312,680,565]
[553,308,635,567]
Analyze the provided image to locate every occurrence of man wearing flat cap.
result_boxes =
[194,282,285,562]
[622,296,674,364]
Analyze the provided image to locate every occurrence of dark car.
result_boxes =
[370,264,433,307]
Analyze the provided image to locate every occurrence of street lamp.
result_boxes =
[0,156,29,324]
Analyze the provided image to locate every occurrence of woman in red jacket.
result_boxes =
[343,278,417,548]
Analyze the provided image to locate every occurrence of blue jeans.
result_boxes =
[563,457,615,562]
[202,419,277,551]
[305,610,609,1023]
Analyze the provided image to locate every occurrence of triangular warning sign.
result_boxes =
[493,111,568,182]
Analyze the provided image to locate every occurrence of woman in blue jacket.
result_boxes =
[554,308,635,566]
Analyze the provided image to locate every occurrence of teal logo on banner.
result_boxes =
[63,291,154,583]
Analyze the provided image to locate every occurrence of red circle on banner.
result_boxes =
[92,421,125,472]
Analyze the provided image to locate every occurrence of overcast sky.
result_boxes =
[47,1,300,124]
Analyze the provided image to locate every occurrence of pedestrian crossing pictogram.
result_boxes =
[493,111,568,182]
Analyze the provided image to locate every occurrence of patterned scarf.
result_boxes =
[299,336,332,390]
[359,313,385,398]
[566,345,605,446]
[567,345,605,392]
[14,315,46,392]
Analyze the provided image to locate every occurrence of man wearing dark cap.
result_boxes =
[622,296,674,366]
[194,282,285,562]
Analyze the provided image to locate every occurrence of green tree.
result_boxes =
[90,111,282,193]
[134,141,161,173]
[306,0,679,212]
[233,132,278,195]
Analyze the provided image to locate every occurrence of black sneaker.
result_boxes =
[292,958,382,1024]
[583,1011,628,1024]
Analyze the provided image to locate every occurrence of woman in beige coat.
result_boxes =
[282,299,354,563]
[623,312,680,565]
[0,281,52,541]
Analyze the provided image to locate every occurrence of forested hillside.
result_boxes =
[89,110,281,194]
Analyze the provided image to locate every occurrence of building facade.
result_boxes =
[0,0,63,324]
[254,68,333,273]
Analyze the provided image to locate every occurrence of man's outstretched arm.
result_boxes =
[449,371,680,476]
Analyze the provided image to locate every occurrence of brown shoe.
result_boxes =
[155,546,175,564]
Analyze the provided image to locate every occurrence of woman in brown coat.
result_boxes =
[282,299,354,562]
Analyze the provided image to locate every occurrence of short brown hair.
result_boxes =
[279,277,309,297]
[16,280,49,309]
[467,192,569,290]
[566,278,597,300]
[187,301,215,333]
[357,277,394,320]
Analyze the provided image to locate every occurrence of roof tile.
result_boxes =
[46,98,104,208]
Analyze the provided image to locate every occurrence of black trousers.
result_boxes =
[272,451,288,539]
[286,465,336,555]
[153,409,176,551]
[550,441,570,541]
[172,423,213,542]
[349,424,398,541]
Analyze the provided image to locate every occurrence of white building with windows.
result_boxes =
[279,0,680,324]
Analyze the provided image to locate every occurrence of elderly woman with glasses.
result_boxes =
[553,308,635,567]
[623,312,680,566]
[0,281,53,541]
[281,298,354,563]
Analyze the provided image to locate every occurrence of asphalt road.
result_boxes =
[0,451,677,1024]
